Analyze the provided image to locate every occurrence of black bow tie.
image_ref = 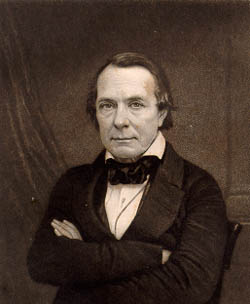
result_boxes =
[106,156,160,185]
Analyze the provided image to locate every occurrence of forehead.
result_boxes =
[96,65,156,99]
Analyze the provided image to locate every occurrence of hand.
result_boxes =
[51,219,83,240]
[162,249,172,264]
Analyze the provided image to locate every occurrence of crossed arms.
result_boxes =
[27,172,165,287]
[51,218,171,265]
[27,168,228,304]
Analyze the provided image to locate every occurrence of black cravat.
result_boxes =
[106,156,160,185]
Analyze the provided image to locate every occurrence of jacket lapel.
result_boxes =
[74,142,185,242]
[73,152,115,242]
[123,142,185,241]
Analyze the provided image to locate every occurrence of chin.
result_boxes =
[111,147,141,161]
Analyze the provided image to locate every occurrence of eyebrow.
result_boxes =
[127,96,144,102]
[96,96,145,104]
[96,98,115,104]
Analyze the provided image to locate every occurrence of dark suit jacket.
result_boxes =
[27,142,228,304]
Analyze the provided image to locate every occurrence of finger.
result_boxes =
[51,222,73,239]
[52,219,73,232]
[52,220,81,240]
[63,220,77,229]
[62,220,82,240]
[162,249,172,264]
[52,219,64,225]
[53,219,74,231]
[54,228,62,237]
[52,219,83,240]
[52,223,72,239]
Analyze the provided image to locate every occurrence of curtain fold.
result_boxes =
[0,3,66,302]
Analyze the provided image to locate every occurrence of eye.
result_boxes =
[129,101,144,109]
[98,101,116,112]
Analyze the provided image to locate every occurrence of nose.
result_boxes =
[113,105,129,129]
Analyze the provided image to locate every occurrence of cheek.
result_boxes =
[137,117,159,142]
[97,119,112,141]
[97,115,109,130]
[137,114,159,131]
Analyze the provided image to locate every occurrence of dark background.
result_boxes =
[0,1,249,303]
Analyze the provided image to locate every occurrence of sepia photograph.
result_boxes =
[0,0,249,303]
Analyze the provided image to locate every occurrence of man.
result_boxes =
[28,52,228,304]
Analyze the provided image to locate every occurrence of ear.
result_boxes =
[158,109,168,128]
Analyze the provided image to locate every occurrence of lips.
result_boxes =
[113,138,133,140]
[112,137,135,142]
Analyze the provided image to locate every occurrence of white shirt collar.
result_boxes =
[105,131,166,162]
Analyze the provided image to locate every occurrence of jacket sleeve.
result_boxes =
[93,170,229,304]
[27,170,162,287]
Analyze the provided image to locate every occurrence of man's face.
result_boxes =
[96,65,167,162]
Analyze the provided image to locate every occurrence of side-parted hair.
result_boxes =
[86,52,176,130]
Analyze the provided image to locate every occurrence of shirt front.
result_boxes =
[105,131,166,240]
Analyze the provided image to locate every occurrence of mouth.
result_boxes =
[112,137,135,143]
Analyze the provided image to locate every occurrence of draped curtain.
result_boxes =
[0,3,66,302]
